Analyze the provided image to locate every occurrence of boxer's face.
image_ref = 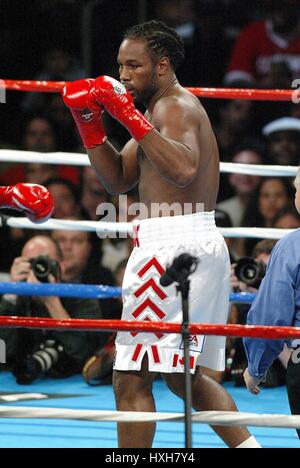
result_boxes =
[118,38,160,104]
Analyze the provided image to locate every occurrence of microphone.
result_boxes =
[160,253,199,287]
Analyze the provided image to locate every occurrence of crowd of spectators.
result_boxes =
[1,0,300,386]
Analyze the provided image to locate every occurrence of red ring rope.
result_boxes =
[0,316,299,340]
[3,80,66,93]
[1,79,295,101]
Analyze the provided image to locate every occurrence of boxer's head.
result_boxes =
[118,20,185,104]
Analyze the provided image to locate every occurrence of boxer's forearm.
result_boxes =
[87,142,128,195]
[139,130,197,188]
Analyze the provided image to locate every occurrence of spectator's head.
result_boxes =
[43,49,72,78]
[263,118,300,166]
[251,239,277,265]
[25,164,57,185]
[243,177,294,228]
[229,145,264,198]
[258,177,294,226]
[274,204,300,228]
[294,166,300,214]
[45,177,80,219]
[267,0,299,36]
[219,100,254,133]
[154,0,194,29]
[22,116,56,153]
[47,94,74,128]
[51,229,93,282]
[22,235,62,262]
[81,167,109,220]
[21,235,63,282]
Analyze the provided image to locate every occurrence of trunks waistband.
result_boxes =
[133,211,220,247]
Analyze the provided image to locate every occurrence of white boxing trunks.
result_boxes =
[114,211,230,374]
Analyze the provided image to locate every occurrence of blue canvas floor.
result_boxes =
[0,371,299,448]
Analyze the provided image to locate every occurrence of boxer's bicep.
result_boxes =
[153,102,200,164]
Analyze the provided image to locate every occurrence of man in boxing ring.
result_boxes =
[244,167,300,439]
[63,20,260,448]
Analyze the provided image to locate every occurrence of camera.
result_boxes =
[13,340,64,385]
[29,255,60,283]
[234,257,266,288]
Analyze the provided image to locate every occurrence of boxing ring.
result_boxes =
[0,79,300,448]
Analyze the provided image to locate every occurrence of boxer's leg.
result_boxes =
[163,368,259,448]
[113,355,158,448]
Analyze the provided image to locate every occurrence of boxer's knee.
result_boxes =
[113,363,156,409]
[163,367,204,402]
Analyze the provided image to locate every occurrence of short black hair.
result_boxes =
[124,20,185,71]
[251,239,277,258]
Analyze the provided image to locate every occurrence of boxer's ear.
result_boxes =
[157,56,170,76]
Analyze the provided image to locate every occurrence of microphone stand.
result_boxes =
[160,254,198,449]
[178,274,193,449]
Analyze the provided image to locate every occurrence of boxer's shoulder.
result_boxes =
[151,92,201,130]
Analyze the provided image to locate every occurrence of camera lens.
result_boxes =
[30,255,60,283]
[13,340,64,385]
[33,258,51,280]
[235,258,265,287]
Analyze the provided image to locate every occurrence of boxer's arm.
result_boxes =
[63,79,140,194]
[87,138,140,195]
[92,76,199,187]
[138,98,199,187]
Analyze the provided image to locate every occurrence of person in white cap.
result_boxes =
[263,117,300,166]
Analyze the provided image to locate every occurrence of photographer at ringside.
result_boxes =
[227,239,291,387]
[0,235,103,384]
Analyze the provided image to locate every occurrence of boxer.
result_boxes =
[63,20,260,449]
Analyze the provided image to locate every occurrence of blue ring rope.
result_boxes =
[0,282,121,299]
[0,282,255,303]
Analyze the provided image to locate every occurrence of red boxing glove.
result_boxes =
[92,76,154,141]
[62,79,107,149]
[0,183,54,223]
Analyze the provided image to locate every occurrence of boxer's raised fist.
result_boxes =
[92,76,154,141]
[0,183,54,223]
[62,79,107,149]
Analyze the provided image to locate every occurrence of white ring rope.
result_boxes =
[0,406,299,429]
[220,227,294,240]
[0,149,298,177]
[220,162,297,177]
[0,216,293,240]
[2,216,133,235]
[0,150,88,167]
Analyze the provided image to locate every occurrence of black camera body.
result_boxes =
[234,257,266,289]
[29,255,61,283]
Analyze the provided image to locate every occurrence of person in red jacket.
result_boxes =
[225,0,300,87]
